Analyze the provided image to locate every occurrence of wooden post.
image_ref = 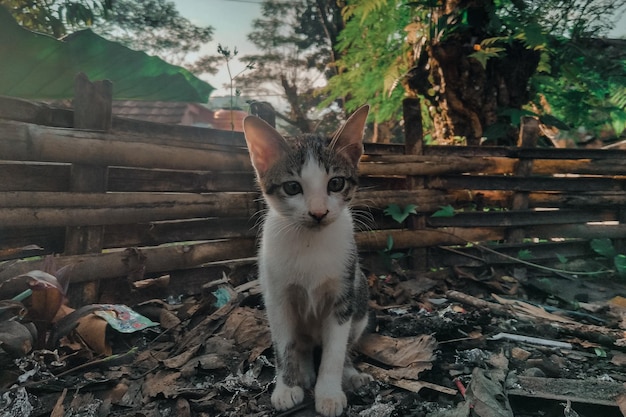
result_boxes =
[403,97,428,271]
[506,116,539,243]
[65,73,112,305]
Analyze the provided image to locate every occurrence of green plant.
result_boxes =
[590,238,626,278]
[378,235,408,269]
[380,202,416,269]
[384,203,417,224]
[431,205,455,217]
[216,44,254,130]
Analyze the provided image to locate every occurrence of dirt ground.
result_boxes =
[2,255,626,417]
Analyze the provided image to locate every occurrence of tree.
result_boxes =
[89,0,215,70]
[238,0,344,134]
[321,0,412,142]
[1,0,113,37]
[3,0,218,76]
[325,0,626,145]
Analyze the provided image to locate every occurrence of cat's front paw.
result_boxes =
[315,386,347,417]
[271,381,304,411]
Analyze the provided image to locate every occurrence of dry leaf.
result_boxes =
[75,313,111,356]
[24,271,67,323]
[163,345,202,369]
[358,333,436,368]
[220,306,271,362]
[611,353,626,367]
[50,388,67,417]
[492,293,577,324]
[0,321,34,356]
[143,370,181,398]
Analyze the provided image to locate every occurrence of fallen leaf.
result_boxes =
[0,321,34,356]
[611,353,626,367]
[143,370,181,398]
[76,313,111,356]
[220,306,271,362]
[358,333,436,368]
[50,388,67,417]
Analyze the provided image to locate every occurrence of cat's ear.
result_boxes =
[243,116,289,176]
[330,105,369,166]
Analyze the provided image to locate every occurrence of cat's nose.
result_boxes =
[309,210,329,223]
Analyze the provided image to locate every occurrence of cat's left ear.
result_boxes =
[330,105,369,166]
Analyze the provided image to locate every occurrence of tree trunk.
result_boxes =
[406,0,540,145]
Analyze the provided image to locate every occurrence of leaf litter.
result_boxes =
[1,255,626,417]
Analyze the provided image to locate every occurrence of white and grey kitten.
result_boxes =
[243,106,372,417]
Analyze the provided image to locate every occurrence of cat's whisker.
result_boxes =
[351,208,376,232]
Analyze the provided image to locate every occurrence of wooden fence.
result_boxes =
[1,78,625,304]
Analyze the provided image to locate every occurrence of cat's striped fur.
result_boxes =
[243,106,372,417]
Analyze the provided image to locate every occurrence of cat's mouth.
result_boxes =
[303,217,333,229]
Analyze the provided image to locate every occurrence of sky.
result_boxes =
[173,0,263,98]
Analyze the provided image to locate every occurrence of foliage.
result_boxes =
[90,0,214,69]
[239,0,344,134]
[590,238,626,278]
[1,0,113,37]
[323,0,626,144]
[530,38,626,139]
[430,205,455,218]
[384,204,417,224]
[378,235,408,269]
[216,44,255,126]
[0,7,214,101]
[3,0,216,77]
[321,0,412,124]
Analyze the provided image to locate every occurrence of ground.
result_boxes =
[1,257,626,417]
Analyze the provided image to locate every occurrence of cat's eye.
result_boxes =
[282,181,303,195]
[327,177,346,193]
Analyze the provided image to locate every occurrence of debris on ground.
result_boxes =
[2,256,626,417]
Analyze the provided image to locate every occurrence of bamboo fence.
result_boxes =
[1,77,625,303]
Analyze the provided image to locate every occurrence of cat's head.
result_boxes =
[243,105,369,229]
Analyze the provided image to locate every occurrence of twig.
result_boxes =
[433,229,613,276]
[11,347,139,391]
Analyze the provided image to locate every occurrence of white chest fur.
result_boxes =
[259,208,354,305]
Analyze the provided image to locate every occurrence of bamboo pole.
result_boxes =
[355,228,505,251]
[0,238,257,294]
[0,120,253,172]
[0,192,259,227]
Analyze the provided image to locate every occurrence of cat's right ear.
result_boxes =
[243,116,289,176]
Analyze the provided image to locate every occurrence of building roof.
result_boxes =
[111,101,200,125]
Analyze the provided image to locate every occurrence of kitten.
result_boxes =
[243,106,372,417]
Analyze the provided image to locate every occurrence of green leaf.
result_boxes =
[556,253,568,264]
[610,109,626,136]
[594,347,607,358]
[590,238,617,259]
[384,204,417,224]
[0,7,213,101]
[431,205,455,217]
[614,254,626,279]
[386,234,394,252]
[517,249,533,260]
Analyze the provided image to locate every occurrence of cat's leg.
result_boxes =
[315,317,351,417]
[295,342,316,389]
[343,314,372,390]
[267,299,311,410]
